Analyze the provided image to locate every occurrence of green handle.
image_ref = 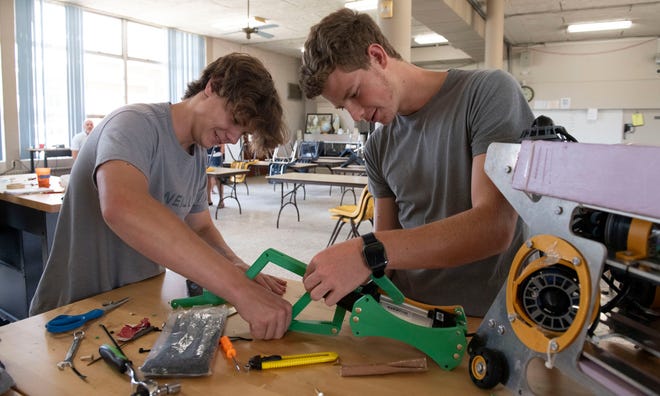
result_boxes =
[245,248,307,279]
[170,290,227,308]
[372,274,404,304]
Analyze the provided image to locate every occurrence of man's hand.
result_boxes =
[253,274,287,295]
[235,262,287,295]
[233,280,292,340]
[303,238,371,306]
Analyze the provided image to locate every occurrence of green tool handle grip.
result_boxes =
[170,290,227,308]
[99,344,129,374]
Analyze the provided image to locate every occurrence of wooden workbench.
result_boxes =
[0,270,592,395]
[0,175,64,320]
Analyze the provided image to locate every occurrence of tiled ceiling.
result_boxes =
[62,0,660,61]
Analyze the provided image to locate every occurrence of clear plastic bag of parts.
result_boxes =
[140,305,228,377]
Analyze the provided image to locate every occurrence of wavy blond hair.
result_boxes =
[299,9,401,99]
[184,53,288,155]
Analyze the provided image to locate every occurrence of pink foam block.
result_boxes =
[512,140,660,220]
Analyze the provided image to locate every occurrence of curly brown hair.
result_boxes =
[184,53,287,155]
[299,9,402,99]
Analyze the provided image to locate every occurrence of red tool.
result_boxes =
[220,336,241,372]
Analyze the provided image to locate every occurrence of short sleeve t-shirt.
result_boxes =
[30,103,209,315]
[364,69,534,316]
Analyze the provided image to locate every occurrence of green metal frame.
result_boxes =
[169,248,467,370]
[349,295,468,370]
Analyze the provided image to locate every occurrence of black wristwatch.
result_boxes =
[361,232,388,278]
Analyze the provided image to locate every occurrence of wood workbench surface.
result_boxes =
[0,270,589,395]
[0,175,64,213]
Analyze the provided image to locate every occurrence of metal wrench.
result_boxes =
[57,330,87,381]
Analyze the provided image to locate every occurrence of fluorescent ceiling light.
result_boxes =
[414,33,448,45]
[567,20,632,33]
[345,0,377,12]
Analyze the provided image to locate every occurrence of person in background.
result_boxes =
[299,9,534,316]
[30,53,292,340]
[71,119,94,160]
[207,145,224,206]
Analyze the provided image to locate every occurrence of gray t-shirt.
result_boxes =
[364,69,534,316]
[30,103,208,315]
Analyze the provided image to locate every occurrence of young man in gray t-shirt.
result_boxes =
[30,54,292,340]
[299,9,534,316]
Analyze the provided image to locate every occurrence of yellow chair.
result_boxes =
[326,186,374,247]
[226,160,257,195]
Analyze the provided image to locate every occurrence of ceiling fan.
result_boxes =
[240,0,278,39]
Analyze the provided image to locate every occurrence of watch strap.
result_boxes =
[361,232,387,278]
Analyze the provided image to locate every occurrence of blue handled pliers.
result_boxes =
[45,297,130,333]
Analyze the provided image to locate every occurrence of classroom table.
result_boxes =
[313,156,347,172]
[330,165,366,175]
[207,167,251,218]
[0,269,592,396]
[253,160,319,173]
[27,147,73,173]
[329,166,366,198]
[0,174,64,320]
[266,173,368,228]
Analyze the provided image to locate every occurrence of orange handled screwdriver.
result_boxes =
[220,336,241,372]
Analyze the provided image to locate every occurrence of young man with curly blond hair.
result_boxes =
[32,53,292,340]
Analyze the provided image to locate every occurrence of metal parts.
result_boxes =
[57,330,87,381]
[99,344,181,396]
[469,141,660,395]
[127,364,181,396]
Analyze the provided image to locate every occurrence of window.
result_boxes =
[82,12,124,123]
[84,54,125,117]
[14,1,203,158]
[34,2,68,147]
[83,12,168,120]
[83,12,122,55]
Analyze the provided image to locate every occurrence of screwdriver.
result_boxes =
[99,343,182,395]
[99,344,130,374]
[220,336,241,372]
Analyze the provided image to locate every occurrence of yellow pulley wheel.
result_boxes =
[470,355,487,381]
[506,234,592,354]
[468,347,507,389]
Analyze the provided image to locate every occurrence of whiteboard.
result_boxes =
[533,109,623,144]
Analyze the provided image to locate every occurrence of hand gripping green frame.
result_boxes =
[170,248,468,370]
[170,248,347,334]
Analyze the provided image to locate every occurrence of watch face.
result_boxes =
[521,85,534,102]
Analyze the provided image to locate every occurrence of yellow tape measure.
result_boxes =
[248,352,338,370]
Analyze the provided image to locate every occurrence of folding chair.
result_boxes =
[326,186,374,247]
[225,160,257,195]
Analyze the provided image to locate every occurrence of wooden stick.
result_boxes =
[340,357,428,377]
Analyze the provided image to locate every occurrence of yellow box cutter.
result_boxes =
[247,352,338,370]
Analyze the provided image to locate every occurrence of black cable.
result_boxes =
[99,323,127,357]
[588,271,632,337]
